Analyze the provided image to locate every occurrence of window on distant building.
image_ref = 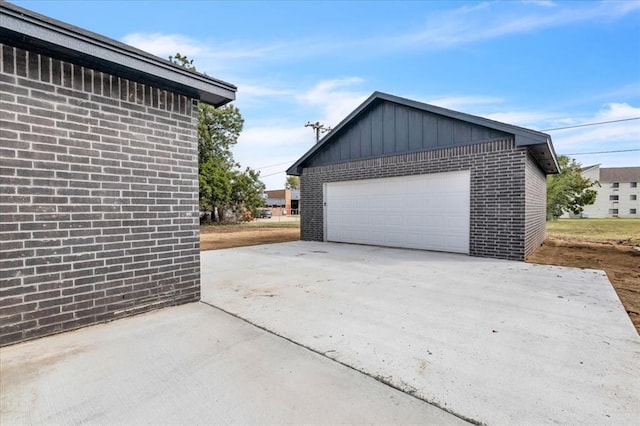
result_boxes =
[632,195,637,201]
[609,195,619,201]
[611,182,619,189]
[631,182,637,188]
[609,209,619,215]
[631,209,637,215]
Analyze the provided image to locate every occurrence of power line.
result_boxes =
[562,148,640,156]
[255,161,294,170]
[259,169,288,178]
[541,117,640,131]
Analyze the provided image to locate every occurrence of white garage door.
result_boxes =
[324,171,470,254]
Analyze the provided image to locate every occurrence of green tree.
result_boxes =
[171,53,264,222]
[196,103,257,222]
[547,155,598,220]
[231,167,266,218]
[198,103,243,166]
[199,158,232,222]
[169,53,196,71]
[285,175,299,190]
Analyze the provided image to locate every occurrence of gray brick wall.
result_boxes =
[0,44,201,346]
[524,151,547,257]
[300,138,545,261]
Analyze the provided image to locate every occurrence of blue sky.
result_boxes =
[15,0,640,189]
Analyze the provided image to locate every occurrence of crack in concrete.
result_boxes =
[199,300,484,425]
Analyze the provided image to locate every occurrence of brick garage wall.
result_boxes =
[524,151,547,257]
[300,138,533,261]
[0,44,201,346]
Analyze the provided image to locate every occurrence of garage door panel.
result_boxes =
[386,214,404,224]
[326,171,470,254]
[386,232,406,245]
[444,214,467,227]
[404,214,426,226]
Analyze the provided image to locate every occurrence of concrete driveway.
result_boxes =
[201,241,640,425]
[0,302,462,425]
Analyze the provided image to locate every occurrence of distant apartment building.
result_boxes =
[575,165,639,218]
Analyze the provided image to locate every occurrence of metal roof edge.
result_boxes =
[0,2,236,106]
[376,91,551,145]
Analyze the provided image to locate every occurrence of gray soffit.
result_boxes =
[288,91,560,175]
[0,2,236,107]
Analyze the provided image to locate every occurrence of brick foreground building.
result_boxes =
[0,3,236,345]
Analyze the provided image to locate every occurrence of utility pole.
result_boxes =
[305,121,331,143]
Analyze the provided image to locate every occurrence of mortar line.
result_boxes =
[199,300,483,426]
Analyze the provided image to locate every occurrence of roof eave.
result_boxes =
[515,135,559,174]
[0,2,236,106]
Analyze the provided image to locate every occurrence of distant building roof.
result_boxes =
[580,164,600,172]
[0,2,236,106]
[599,167,640,183]
[264,189,299,201]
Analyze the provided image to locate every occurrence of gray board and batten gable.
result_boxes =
[0,2,236,106]
[287,92,559,176]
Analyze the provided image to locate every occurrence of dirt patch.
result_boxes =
[200,226,300,251]
[527,237,640,334]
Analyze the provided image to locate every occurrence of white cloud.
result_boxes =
[552,103,640,147]
[239,125,312,149]
[238,84,293,99]
[121,2,640,73]
[295,78,369,126]
[588,82,640,104]
[375,1,640,51]
[122,32,289,60]
[229,77,371,189]
[235,77,370,152]
[121,33,204,59]
[593,103,640,122]
[120,32,300,79]
[235,125,313,189]
[543,103,640,168]
[559,123,639,149]
[233,83,295,108]
[480,110,559,129]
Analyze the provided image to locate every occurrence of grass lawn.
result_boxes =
[546,218,640,245]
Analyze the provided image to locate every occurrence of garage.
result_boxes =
[325,171,470,253]
[287,91,559,261]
